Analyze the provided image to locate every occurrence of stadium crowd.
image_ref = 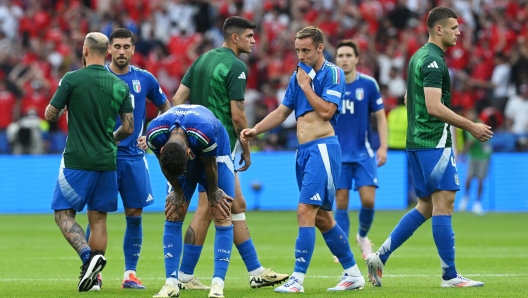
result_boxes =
[0,0,527,154]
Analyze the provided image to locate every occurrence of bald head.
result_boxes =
[84,32,109,56]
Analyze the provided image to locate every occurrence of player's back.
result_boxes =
[60,65,130,171]
[406,43,452,149]
[335,72,383,162]
[182,47,248,148]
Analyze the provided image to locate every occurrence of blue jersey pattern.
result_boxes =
[282,61,345,129]
[146,105,222,181]
[106,65,168,158]
[335,72,383,162]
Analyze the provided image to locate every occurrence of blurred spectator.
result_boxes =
[6,108,45,154]
[0,78,17,131]
[490,53,511,112]
[504,83,528,134]
[387,66,406,98]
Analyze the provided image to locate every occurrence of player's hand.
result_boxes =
[165,190,187,221]
[237,151,251,171]
[240,128,257,143]
[137,136,148,150]
[377,147,387,167]
[209,188,233,220]
[296,67,312,89]
[469,123,493,142]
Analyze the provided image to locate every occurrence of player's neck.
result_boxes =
[428,38,447,52]
[345,69,357,84]
[222,42,241,57]
[313,56,325,72]
[84,57,105,67]
[109,63,129,75]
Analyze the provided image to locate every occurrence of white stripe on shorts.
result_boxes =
[317,143,336,198]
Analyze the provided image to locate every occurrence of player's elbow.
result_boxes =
[231,112,247,127]
[425,103,441,118]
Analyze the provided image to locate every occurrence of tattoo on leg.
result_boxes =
[54,209,89,253]
[245,226,251,238]
[184,226,196,244]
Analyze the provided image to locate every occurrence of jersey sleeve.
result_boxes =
[146,72,168,107]
[225,60,247,100]
[185,123,218,157]
[321,66,345,106]
[422,57,444,88]
[146,123,171,155]
[369,79,384,112]
[181,57,196,88]
[49,72,72,109]
[281,74,297,109]
[118,83,133,113]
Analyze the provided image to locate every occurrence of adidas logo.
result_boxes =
[296,257,306,262]
[238,72,246,79]
[309,193,321,201]
[427,61,439,68]
[146,194,153,202]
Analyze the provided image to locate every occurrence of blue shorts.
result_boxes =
[117,156,154,208]
[337,157,379,191]
[407,148,460,198]
[51,168,118,212]
[296,136,341,211]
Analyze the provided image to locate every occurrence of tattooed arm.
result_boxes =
[201,155,233,219]
[44,104,67,122]
[113,112,134,143]
[230,99,251,171]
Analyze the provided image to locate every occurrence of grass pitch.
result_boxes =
[1,211,526,297]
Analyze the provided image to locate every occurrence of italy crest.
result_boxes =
[132,80,141,93]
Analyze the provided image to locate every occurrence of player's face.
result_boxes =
[236,29,255,54]
[335,46,358,74]
[109,37,135,69]
[441,17,460,47]
[295,38,323,67]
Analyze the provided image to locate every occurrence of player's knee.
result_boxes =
[315,213,333,232]
[361,197,375,208]
[232,198,247,214]
[213,216,232,226]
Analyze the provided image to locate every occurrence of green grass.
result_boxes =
[1,211,527,297]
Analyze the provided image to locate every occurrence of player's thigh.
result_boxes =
[88,171,119,212]
[298,138,341,211]
[51,168,101,212]
[407,148,460,198]
[353,157,379,191]
[117,157,154,209]
[474,159,490,180]
[231,173,247,213]
[179,176,198,204]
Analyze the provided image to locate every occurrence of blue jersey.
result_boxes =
[282,61,345,129]
[146,105,225,181]
[335,72,383,162]
[106,65,168,158]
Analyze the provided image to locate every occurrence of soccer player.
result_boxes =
[45,32,134,292]
[241,26,365,293]
[458,110,492,215]
[365,7,492,288]
[172,16,288,289]
[146,105,235,298]
[333,40,388,260]
[85,28,171,290]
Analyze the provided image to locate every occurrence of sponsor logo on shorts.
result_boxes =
[454,174,459,185]
[309,193,322,201]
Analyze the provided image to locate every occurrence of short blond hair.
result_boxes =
[295,26,324,46]
[85,32,109,56]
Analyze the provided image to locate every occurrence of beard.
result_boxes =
[114,57,129,68]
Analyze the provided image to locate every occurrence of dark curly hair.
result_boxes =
[160,140,188,177]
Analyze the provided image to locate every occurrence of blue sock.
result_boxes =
[79,247,91,264]
[378,208,426,264]
[334,209,350,239]
[213,225,234,280]
[180,244,203,275]
[323,224,356,269]
[163,221,183,278]
[85,224,90,243]
[236,239,262,272]
[358,207,375,237]
[293,227,316,274]
[124,216,142,271]
[432,215,457,280]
